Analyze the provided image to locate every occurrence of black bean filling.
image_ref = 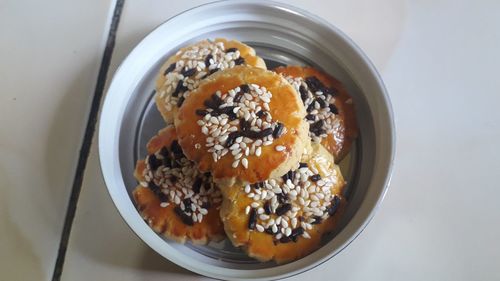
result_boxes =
[201,201,211,209]
[209,68,219,75]
[240,84,250,93]
[177,96,185,107]
[147,154,162,171]
[263,201,272,215]
[281,170,295,182]
[240,118,251,131]
[305,76,325,93]
[183,198,192,210]
[170,140,183,156]
[310,174,321,182]
[174,206,194,226]
[306,102,315,113]
[248,208,257,230]
[164,63,176,75]
[290,227,304,242]
[148,181,160,194]
[158,192,168,203]
[298,162,308,168]
[277,193,288,204]
[299,85,308,102]
[195,109,208,116]
[252,182,265,189]
[204,54,213,67]
[329,104,339,114]
[181,67,196,77]
[279,236,292,243]
[322,86,337,97]
[170,175,177,183]
[234,57,245,65]
[192,177,203,194]
[225,47,238,53]
[311,216,323,225]
[275,203,292,216]
[272,122,284,138]
[264,227,274,234]
[240,127,273,140]
[203,181,212,191]
[316,98,327,108]
[310,120,326,136]
[225,131,240,147]
[172,80,188,97]
[327,195,341,216]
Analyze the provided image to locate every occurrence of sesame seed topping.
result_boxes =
[242,155,342,243]
[159,41,248,113]
[256,224,265,232]
[195,83,286,169]
[285,75,340,143]
[275,145,286,152]
[141,141,221,226]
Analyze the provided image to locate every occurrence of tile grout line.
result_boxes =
[51,0,125,280]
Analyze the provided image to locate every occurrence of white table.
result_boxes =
[1,1,499,280]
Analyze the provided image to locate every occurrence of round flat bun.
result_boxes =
[174,66,310,187]
[133,126,225,244]
[219,144,346,263]
[155,38,267,124]
[274,66,358,162]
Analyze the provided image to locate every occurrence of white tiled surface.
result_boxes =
[0,0,114,280]
[60,0,500,280]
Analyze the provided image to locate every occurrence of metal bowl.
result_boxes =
[99,1,395,279]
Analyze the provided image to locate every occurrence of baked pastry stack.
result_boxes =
[132,38,357,263]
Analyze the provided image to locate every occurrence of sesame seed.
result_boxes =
[281,219,289,228]
[263,140,273,146]
[275,145,286,152]
[276,216,282,225]
[272,224,278,233]
[259,214,269,220]
[256,224,265,232]
[255,147,262,156]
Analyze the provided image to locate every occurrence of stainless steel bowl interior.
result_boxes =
[120,39,366,269]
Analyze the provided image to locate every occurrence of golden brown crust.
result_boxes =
[133,126,225,244]
[174,66,310,187]
[274,66,358,162]
[155,39,267,124]
[220,144,346,263]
